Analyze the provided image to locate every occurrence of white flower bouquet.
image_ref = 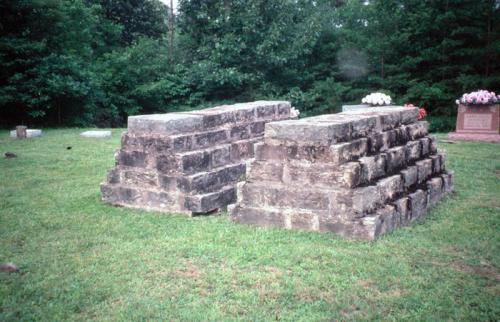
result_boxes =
[361,92,392,106]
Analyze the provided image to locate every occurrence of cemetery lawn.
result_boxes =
[1,128,499,321]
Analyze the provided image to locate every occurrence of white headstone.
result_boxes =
[10,129,43,138]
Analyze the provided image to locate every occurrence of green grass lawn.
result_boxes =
[1,129,499,321]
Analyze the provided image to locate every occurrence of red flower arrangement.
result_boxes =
[404,103,427,120]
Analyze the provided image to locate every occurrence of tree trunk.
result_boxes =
[381,55,385,79]
[169,0,174,63]
[485,0,492,77]
[441,0,449,82]
[58,102,61,125]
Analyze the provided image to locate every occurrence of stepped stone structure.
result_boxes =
[101,101,296,215]
[230,106,454,240]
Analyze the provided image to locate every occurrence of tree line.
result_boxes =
[1,0,499,128]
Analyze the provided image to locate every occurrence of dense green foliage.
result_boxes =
[1,0,499,127]
[1,129,499,320]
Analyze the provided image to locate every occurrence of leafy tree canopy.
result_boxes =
[1,0,499,126]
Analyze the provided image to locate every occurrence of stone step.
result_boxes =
[188,101,291,128]
[240,182,335,211]
[100,183,185,213]
[128,113,204,135]
[161,163,246,194]
[240,166,450,220]
[121,119,269,155]
[258,126,430,167]
[341,106,419,126]
[265,119,352,145]
[184,185,237,213]
[155,138,259,175]
[300,113,382,139]
[264,106,420,145]
[341,164,448,214]
[248,159,362,188]
[231,202,404,240]
[232,205,287,228]
[127,101,291,135]
[251,143,444,190]
[232,171,453,240]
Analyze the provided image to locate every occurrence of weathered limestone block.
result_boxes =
[231,206,286,227]
[408,189,427,221]
[247,161,283,182]
[231,106,454,240]
[441,171,454,193]
[241,183,331,210]
[184,186,237,213]
[359,154,386,182]
[368,130,394,153]
[420,137,431,156]
[427,177,444,206]
[350,185,382,213]
[102,101,294,214]
[406,122,429,140]
[265,120,351,145]
[377,174,404,203]
[392,197,411,226]
[401,165,418,189]
[282,160,362,188]
[330,138,369,164]
[128,113,204,135]
[385,146,407,171]
[416,159,433,183]
[405,140,422,162]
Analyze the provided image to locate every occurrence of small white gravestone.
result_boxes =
[80,130,112,139]
[10,129,43,138]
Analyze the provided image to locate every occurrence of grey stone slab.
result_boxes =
[342,106,419,126]
[377,174,404,203]
[341,104,371,112]
[330,138,369,164]
[184,186,237,213]
[128,113,204,135]
[265,119,351,144]
[427,177,444,206]
[80,130,111,138]
[409,189,427,221]
[232,206,286,228]
[359,154,386,183]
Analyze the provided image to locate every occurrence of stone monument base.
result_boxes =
[101,101,296,215]
[231,106,454,240]
[448,132,500,143]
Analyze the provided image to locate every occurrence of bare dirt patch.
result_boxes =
[174,260,201,279]
[356,278,374,288]
[451,260,500,281]
[262,266,283,276]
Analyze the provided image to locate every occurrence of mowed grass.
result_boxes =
[0,128,499,321]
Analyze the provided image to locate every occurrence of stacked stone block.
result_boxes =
[231,106,454,240]
[101,101,295,215]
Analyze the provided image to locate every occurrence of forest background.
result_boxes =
[1,0,499,131]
